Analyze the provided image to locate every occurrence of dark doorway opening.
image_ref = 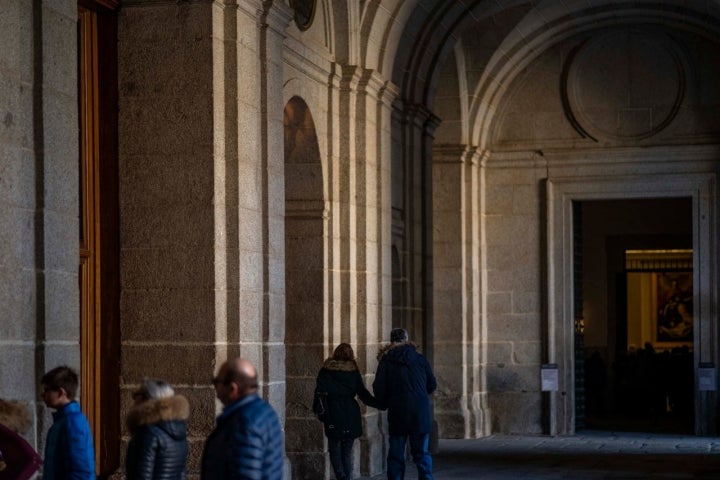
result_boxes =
[575,198,694,434]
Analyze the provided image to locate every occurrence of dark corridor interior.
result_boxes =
[575,198,694,434]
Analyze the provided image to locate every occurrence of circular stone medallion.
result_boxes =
[564,29,685,141]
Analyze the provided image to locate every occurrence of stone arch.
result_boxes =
[468,0,720,148]
[389,0,529,107]
[383,0,720,440]
[467,1,720,436]
[434,44,468,145]
[359,0,413,74]
[283,96,328,478]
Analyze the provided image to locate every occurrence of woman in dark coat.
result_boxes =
[125,379,189,480]
[0,398,42,480]
[315,343,383,480]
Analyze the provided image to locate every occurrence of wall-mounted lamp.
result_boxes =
[574,317,585,334]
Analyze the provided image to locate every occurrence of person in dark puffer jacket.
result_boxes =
[201,357,283,480]
[315,343,383,480]
[125,379,189,480]
[373,328,437,480]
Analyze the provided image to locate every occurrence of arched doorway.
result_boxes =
[283,96,327,478]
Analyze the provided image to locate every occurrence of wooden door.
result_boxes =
[78,1,119,475]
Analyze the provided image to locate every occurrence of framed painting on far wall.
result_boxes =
[654,271,693,345]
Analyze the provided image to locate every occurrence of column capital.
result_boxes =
[236,0,263,18]
[339,64,370,92]
[262,0,293,36]
[433,144,469,163]
[378,80,400,110]
[336,65,397,102]
[396,101,441,136]
[433,145,488,165]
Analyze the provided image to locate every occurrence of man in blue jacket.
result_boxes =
[41,365,95,480]
[373,328,437,480]
[201,357,284,479]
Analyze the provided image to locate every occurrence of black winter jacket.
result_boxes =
[125,395,189,480]
[315,359,382,439]
[373,343,436,435]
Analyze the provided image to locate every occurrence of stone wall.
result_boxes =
[3,2,720,478]
[0,0,79,453]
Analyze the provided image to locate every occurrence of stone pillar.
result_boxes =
[483,154,545,435]
[0,0,79,448]
[392,103,439,350]
[119,1,220,475]
[38,0,81,383]
[212,0,240,373]
[321,65,395,478]
[259,0,293,421]
[336,65,361,346]
[432,145,489,438]
[353,69,397,476]
[392,102,451,447]
[378,83,399,348]
[120,0,293,475]
[230,0,294,471]
[0,0,36,402]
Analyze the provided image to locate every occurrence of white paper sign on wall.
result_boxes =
[698,362,716,391]
[541,364,559,392]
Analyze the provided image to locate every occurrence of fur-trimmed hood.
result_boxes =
[126,395,189,435]
[376,341,420,361]
[0,398,32,434]
[322,358,359,372]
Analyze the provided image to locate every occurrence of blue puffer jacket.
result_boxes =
[373,343,437,435]
[125,395,189,480]
[43,401,95,480]
[200,393,284,480]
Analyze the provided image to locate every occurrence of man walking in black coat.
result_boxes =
[373,328,437,480]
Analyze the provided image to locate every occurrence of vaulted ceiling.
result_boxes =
[347,0,720,146]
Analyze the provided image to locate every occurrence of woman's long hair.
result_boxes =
[332,343,355,362]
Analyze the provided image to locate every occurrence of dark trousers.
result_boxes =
[328,437,354,480]
[387,433,433,480]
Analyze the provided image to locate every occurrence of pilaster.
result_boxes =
[432,145,490,438]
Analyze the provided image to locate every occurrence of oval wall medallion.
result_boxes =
[563,29,685,141]
[290,0,317,31]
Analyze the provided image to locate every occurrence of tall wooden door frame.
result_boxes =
[78,1,119,475]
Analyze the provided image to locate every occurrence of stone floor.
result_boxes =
[359,430,720,479]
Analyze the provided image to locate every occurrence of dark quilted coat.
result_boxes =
[315,358,382,439]
[125,395,189,480]
[373,343,437,436]
[200,393,284,480]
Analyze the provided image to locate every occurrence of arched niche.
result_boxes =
[283,96,328,478]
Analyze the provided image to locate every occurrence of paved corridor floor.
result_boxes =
[360,431,720,479]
